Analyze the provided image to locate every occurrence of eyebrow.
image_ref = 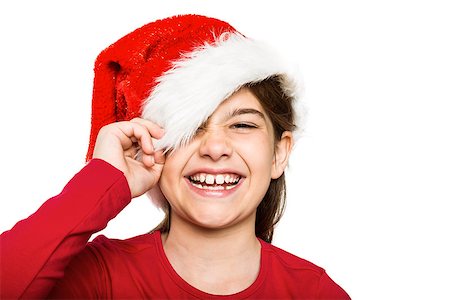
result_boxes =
[228,108,266,120]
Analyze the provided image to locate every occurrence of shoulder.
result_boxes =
[88,231,159,255]
[262,240,325,274]
[50,232,162,295]
[261,241,350,299]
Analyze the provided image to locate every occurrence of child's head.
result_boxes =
[87,14,303,242]
[156,75,296,243]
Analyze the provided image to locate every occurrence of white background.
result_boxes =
[1,1,449,299]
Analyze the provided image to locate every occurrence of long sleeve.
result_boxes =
[0,159,131,299]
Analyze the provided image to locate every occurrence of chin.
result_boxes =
[189,209,240,230]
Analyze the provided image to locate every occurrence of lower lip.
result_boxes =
[184,178,243,198]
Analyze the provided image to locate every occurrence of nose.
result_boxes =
[198,128,233,161]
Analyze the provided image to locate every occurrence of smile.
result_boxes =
[187,173,242,191]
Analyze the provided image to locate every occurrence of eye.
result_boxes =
[231,123,258,130]
[195,126,206,135]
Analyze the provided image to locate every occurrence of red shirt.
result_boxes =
[1,159,350,299]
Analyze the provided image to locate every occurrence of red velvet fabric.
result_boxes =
[87,15,237,160]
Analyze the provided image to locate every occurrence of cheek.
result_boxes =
[158,154,184,201]
[159,168,171,194]
[235,135,274,174]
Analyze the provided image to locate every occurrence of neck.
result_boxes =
[161,214,261,295]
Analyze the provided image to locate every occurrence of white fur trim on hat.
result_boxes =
[142,32,303,152]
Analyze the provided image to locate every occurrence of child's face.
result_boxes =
[159,88,282,230]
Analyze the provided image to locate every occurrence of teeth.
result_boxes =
[199,174,206,183]
[215,174,225,184]
[191,182,237,191]
[189,173,241,186]
[205,174,215,185]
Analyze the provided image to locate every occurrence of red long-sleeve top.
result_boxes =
[0,159,350,299]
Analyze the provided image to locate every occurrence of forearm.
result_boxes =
[0,159,131,298]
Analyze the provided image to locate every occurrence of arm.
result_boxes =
[1,118,165,298]
[0,159,131,298]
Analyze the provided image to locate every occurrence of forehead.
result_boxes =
[209,88,266,118]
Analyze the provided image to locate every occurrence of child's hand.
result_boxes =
[92,118,165,198]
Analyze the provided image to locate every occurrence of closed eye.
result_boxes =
[195,125,206,135]
[231,123,258,129]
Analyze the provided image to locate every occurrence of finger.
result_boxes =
[141,152,155,168]
[130,118,165,139]
[118,122,154,155]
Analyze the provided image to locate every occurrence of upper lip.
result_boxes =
[184,168,246,178]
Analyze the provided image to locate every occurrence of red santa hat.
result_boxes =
[86,14,301,160]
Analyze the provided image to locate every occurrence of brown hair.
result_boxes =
[153,75,296,243]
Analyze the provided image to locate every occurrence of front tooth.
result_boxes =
[205,174,215,185]
[199,174,206,183]
[224,175,231,184]
[215,174,225,184]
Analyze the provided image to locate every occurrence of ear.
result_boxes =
[271,131,294,179]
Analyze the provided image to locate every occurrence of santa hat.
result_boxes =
[86,14,302,160]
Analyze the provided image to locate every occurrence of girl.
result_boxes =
[0,15,349,299]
